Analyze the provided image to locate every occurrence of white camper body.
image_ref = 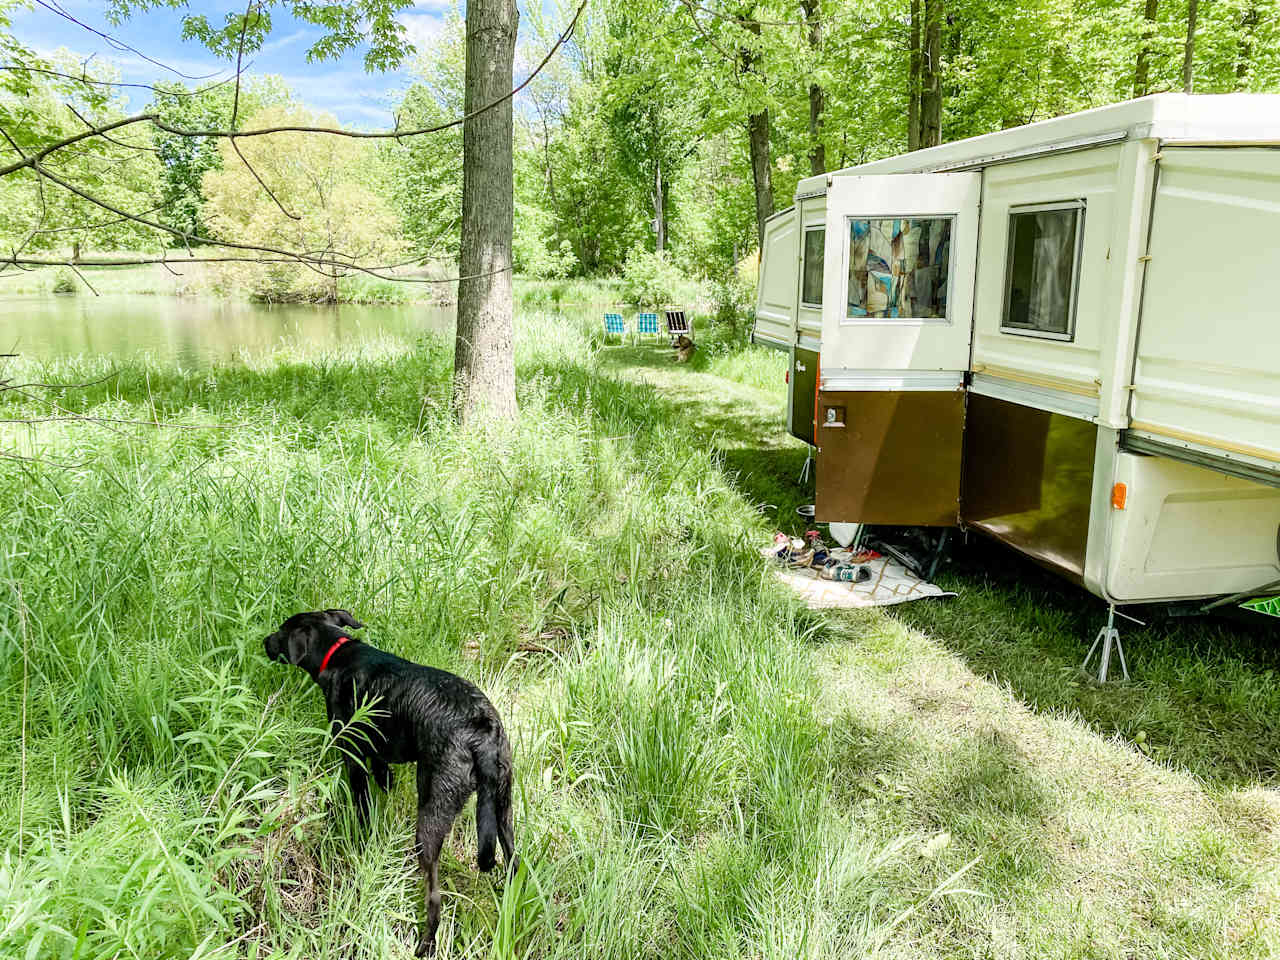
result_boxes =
[755,94,1280,607]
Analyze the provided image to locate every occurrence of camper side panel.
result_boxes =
[962,394,1096,583]
[1130,148,1280,473]
[970,145,1125,405]
[754,207,799,349]
[1107,452,1280,602]
[962,145,1128,582]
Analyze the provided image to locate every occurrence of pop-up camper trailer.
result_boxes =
[755,94,1280,673]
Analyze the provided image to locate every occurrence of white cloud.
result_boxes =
[260,29,311,56]
[323,102,398,122]
[399,12,446,55]
[92,52,229,82]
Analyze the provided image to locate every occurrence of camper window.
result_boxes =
[801,227,824,307]
[845,217,952,321]
[1001,201,1084,340]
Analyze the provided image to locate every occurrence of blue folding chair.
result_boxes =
[603,311,627,343]
[636,311,660,340]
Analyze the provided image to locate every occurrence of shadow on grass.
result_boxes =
[596,339,1280,790]
[892,536,1280,789]
[827,705,1057,894]
[596,341,814,528]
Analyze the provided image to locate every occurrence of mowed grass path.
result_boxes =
[603,333,1280,956]
[1,316,1277,959]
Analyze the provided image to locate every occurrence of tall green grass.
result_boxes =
[0,317,964,959]
[4,311,1278,960]
[684,322,787,392]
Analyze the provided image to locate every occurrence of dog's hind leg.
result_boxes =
[498,790,517,877]
[414,759,471,958]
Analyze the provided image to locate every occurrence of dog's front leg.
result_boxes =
[371,756,394,793]
[346,757,372,826]
[326,694,371,827]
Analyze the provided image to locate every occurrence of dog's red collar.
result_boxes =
[319,636,351,674]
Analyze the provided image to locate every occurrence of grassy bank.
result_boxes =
[3,317,1279,959]
[0,256,457,305]
[0,263,704,310]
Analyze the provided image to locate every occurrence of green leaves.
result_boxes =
[147,77,292,239]
[107,0,417,72]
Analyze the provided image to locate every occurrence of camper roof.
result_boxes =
[795,93,1280,198]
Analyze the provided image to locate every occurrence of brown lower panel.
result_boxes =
[815,389,965,526]
[961,393,1097,583]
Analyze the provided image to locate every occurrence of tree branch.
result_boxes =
[0,255,512,285]
[0,64,242,98]
[0,0,590,178]
[32,0,226,80]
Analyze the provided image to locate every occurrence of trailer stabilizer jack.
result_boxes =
[1082,605,1144,683]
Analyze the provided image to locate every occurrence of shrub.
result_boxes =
[621,245,687,306]
[707,272,755,334]
[51,268,77,294]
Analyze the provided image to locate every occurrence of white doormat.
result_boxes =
[768,548,955,609]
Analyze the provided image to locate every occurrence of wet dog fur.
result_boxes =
[264,609,516,956]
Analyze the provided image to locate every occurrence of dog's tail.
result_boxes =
[472,732,513,873]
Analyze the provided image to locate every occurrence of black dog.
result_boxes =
[264,609,516,956]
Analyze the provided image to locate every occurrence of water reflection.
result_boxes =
[0,294,457,364]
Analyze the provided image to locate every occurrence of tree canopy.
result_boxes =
[1,0,1279,284]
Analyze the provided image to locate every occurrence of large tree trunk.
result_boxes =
[742,16,774,249]
[919,0,942,147]
[748,111,773,250]
[800,0,826,175]
[653,157,665,252]
[454,0,519,425]
[908,0,921,150]
[1133,0,1160,97]
[1182,0,1198,92]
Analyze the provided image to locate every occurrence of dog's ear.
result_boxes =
[325,609,364,630]
[286,624,315,665]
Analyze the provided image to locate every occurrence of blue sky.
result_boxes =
[11,1,457,126]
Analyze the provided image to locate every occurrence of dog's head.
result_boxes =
[264,609,364,667]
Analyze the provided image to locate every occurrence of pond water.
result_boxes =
[0,294,458,365]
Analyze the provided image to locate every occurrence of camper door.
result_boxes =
[816,173,981,526]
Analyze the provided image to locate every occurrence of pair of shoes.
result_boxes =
[770,532,813,567]
[803,530,832,567]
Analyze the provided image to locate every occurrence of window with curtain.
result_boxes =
[801,227,824,306]
[1002,203,1084,339]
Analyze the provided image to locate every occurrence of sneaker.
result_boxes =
[821,563,871,583]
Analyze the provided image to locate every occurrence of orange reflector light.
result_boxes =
[785,370,790,384]
[1111,482,1127,510]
